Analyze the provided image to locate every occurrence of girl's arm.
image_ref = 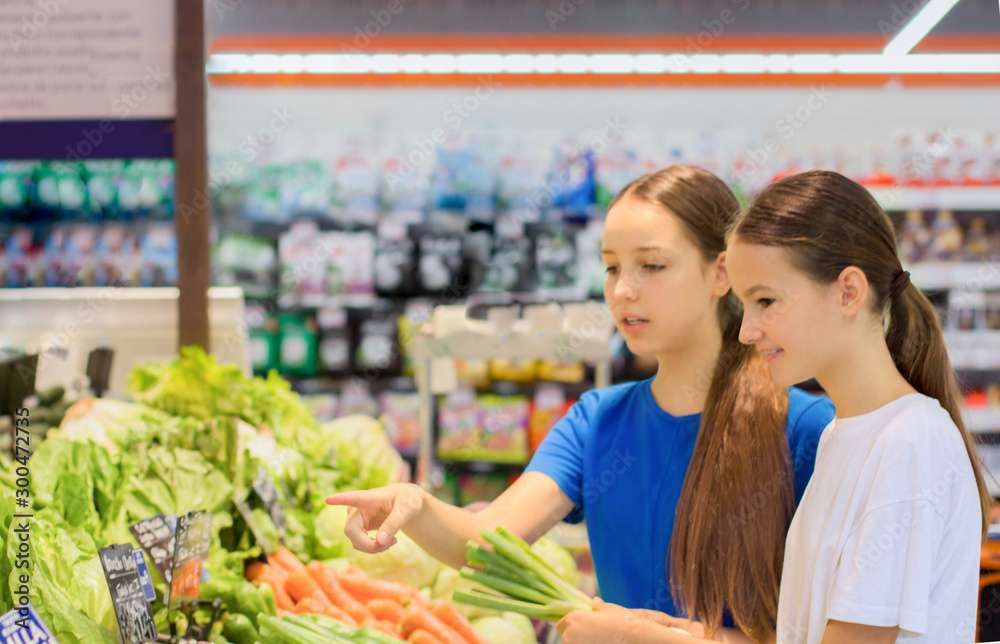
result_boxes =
[819,620,899,644]
[327,472,576,569]
[560,600,777,644]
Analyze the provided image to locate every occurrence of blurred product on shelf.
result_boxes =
[1,160,177,289]
[895,209,1000,267]
[927,209,964,261]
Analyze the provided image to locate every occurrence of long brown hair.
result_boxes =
[732,169,992,538]
[611,165,793,642]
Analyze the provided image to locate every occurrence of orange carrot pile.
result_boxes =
[242,548,480,643]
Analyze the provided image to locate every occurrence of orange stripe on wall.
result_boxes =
[207,72,1000,88]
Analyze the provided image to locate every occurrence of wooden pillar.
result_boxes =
[174,0,211,351]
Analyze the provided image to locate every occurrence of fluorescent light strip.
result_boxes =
[883,0,963,57]
[207,52,1000,75]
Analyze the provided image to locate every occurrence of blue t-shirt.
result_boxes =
[525,378,834,617]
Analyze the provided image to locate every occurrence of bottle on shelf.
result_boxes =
[926,209,963,262]
[898,209,932,264]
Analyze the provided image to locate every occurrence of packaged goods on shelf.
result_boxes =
[436,387,531,465]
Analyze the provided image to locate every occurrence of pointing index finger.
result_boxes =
[325,491,368,507]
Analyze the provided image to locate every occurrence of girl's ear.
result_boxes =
[711,251,732,298]
[837,266,869,317]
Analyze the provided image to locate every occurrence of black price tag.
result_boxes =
[128,513,175,584]
[252,467,287,533]
[168,511,211,610]
[0,354,38,418]
[98,543,158,644]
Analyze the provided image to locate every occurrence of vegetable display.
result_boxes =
[0,347,581,643]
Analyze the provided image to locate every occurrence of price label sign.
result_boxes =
[0,604,58,644]
[252,467,287,533]
[98,543,158,644]
[234,498,275,555]
[129,513,175,583]
[168,511,211,610]
[133,550,156,602]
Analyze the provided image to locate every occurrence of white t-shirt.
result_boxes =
[777,393,981,644]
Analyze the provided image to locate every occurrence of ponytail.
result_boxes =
[669,292,793,642]
[888,283,993,538]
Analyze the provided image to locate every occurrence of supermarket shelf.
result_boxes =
[964,407,1000,434]
[411,322,614,362]
[946,332,1000,371]
[438,459,527,474]
[907,262,1000,291]
[871,186,1000,212]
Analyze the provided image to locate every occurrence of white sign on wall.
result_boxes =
[0,0,175,120]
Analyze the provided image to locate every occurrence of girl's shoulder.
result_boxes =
[579,378,652,409]
[786,386,836,433]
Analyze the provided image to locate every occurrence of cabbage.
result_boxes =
[313,504,440,588]
[128,346,318,448]
[317,415,405,491]
[51,397,172,455]
[471,612,538,644]
[0,499,118,643]
[314,505,354,560]
[352,529,440,589]
[432,567,499,619]
[530,535,580,587]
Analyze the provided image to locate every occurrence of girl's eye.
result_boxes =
[642,264,664,272]
[604,266,619,275]
[758,298,775,309]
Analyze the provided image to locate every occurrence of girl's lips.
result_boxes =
[621,318,650,332]
[761,348,783,362]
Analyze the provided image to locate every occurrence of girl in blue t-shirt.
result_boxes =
[327,165,834,644]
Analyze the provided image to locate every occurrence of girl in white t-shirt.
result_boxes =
[727,170,992,644]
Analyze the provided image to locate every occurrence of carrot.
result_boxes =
[259,580,295,612]
[336,566,428,606]
[430,600,491,644]
[285,571,338,612]
[293,596,328,615]
[270,546,308,575]
[399,604,467,644]
[362,617,403,639]
[258,563,289,590]
[407,630,442,644]
[306,561,374,623]
[323,603,359,627]
[245,559,266,583]
[366,598,406,624]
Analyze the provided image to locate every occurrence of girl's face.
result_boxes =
[727,239,843,387]
[602,196,727,357]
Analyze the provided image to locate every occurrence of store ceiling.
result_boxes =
[208,0,999,36]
